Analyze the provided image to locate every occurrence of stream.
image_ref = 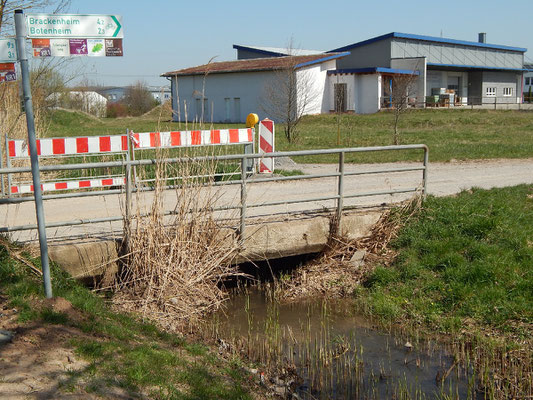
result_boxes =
[211,288,480,399]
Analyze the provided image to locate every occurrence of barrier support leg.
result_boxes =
[244,143,253,173]
[5,134,12,196]
[240,157,247,246]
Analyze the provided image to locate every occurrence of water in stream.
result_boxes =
[210,288,479,399]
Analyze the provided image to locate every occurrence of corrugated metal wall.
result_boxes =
[391,39,523,69]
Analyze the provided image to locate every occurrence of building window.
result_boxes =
[486,87,496,97]
[503,87,513,97]
[526,77,531,85]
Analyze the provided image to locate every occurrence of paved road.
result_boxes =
[1,158,532,243]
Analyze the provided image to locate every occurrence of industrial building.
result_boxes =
[163,32,528,122]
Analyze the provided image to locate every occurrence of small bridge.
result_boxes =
[0,142,428,279]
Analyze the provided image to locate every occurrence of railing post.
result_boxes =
[124,148,132,246]
[240,156,247,245]
[336,151,345,234]
[5,134,12,196]
[422,146,429,200]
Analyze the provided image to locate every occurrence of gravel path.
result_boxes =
[2,158,532,242]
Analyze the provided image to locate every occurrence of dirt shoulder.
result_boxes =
[0,296,98,399]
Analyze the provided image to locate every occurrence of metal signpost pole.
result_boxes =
[14,9,53,298]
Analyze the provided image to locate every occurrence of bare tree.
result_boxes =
[260,49,318,143]
[123,81,157,116]
[0,0,70,33]
[385,72,419,145]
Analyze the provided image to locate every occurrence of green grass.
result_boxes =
[355,185,533,339]
[0,239,255,399]
[45,108,533,164]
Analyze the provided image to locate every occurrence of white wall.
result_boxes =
[326,73,381,114]
[356,74,381,114]
[296,59,336,115]
[174,71,276,123]
[523,71,533,95]
[325,73,356,112]
[173,61,336,123]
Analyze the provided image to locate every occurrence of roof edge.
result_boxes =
[295,52,350,69]
[232,44,286,57]
[328,32,527,53]
[328,67,420,75]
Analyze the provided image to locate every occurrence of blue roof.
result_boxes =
[295,52,351,69]
[329,32,527,53]
[427,63,527,72]
[327,67,420,75]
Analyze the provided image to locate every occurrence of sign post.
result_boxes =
[14,9,52,298]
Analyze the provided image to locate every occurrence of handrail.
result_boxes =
[0,144,429,237]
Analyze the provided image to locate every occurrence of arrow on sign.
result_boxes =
[111,15,121,38]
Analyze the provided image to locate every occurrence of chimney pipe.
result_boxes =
[478,33,486,43]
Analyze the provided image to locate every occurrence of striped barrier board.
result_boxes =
[8,135,129,158]
[258,119,275,173]
[11,177,126,194]
[130,128,253,149]
[6,133,129,195]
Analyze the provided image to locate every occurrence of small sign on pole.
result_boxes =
[0,38,17,62]
[0,63,16,82]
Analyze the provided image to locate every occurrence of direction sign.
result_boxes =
[0,38,17,62]
[26,14,123,39]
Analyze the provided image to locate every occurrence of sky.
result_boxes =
[34,0,533,88]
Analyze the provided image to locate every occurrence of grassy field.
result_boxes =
[44,108,533,164]
[356,184,533,338]
[0,239,256,399]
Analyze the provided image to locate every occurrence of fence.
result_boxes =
[379,96,533,111]
[1,127,257,197]
[0,144,429,241]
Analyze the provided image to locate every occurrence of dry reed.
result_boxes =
[276,195,422,301]
[112,149,244,330]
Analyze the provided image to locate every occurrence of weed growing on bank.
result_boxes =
[354,184,533,398]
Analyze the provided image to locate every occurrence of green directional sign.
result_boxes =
[26,14,123,39]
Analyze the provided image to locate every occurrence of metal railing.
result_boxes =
[0,144,429,239]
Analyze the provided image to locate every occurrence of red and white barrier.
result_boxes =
[11,177,126,194]
[130,128,253,149]
[8,135,129,158]
[258,119,275,173]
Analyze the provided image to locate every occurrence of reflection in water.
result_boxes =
[211,289,479,399]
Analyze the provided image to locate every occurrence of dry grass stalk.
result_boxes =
[112,149,243,330]
[276,195,422,301]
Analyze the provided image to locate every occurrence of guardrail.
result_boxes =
[0,144,429,239]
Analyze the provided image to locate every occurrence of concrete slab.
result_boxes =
[44,211,383,280]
